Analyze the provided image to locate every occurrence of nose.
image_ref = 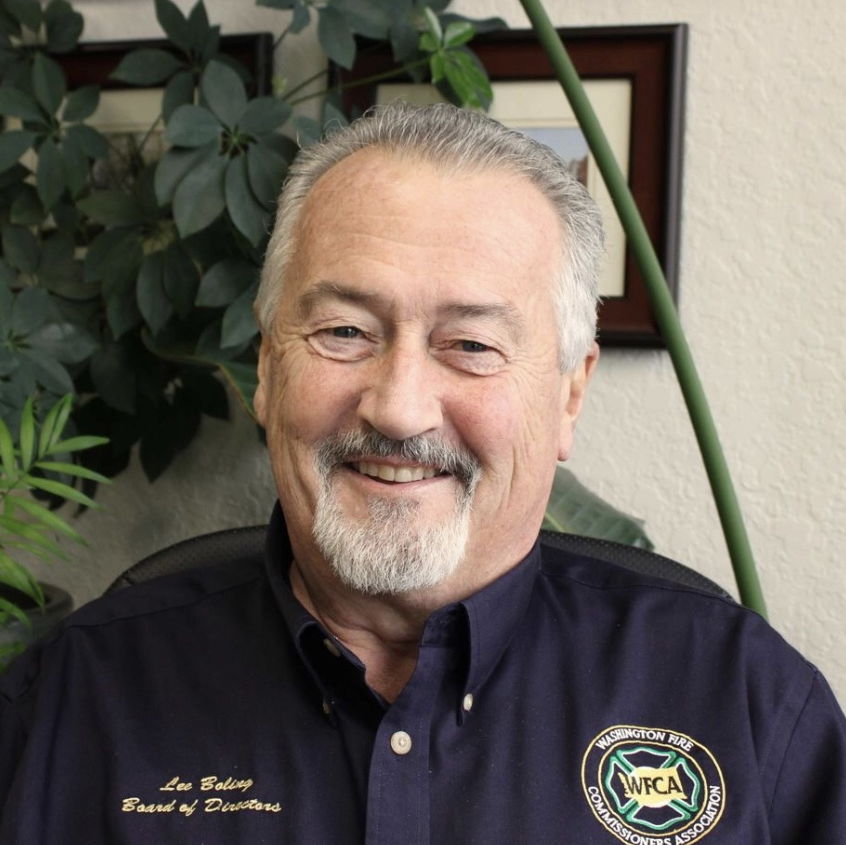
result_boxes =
[356,340,444,441]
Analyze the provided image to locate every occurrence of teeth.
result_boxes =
[356,462,438,483]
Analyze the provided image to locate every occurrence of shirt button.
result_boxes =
[390,731,413,755]
[323,637,341,658]
[463,693,474,712]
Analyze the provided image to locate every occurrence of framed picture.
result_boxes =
[54,32,272,92]
[51,34,273,189]
[335,25,688,347]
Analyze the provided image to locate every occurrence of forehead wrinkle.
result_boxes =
[439,302,526,343]
[295,281,386,319]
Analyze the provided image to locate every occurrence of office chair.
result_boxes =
[105,525,732,600]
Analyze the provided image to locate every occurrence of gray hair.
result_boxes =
[256,100,604,372]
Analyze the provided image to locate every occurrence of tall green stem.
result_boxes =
[518,0,766,615]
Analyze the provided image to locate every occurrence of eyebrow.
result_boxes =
[296,281,383,319]
[297,280,526,339]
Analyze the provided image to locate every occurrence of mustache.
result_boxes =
[315,429,482,490]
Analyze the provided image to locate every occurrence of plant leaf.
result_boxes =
[17,397,35,470]
[439,48,492,110]
[162,69,194,122]
[0,85,45,123]
[172,153,226,238]
[542,466,654,549]
[1,225,38,273]
[237,96,292,136]
[246,142,287,208]
[161,244,199,317]
[196,256,257,308]
[89,343,136,415]
[0,551,43,604]
[200,60,247,128]
[42,435,109,457]
[105,271,142,339]
[26,321,99,364]
[337,0,391,39]
[0,129,35,173]
[84,228,137,283]
[0,415,17,484]
[59,129,90,198]
[289,2,311,33]
[443,20,475,47]
[221,281,259,349]
[224,155,267,246]
[187,1,213,53]
[44,0,83,53]
[439,13,507,34]
[154,142,217,205]
[293,115,322,148]
[32,52,66,116]
[16,349,74,395]
[154,0,192,53]
[5,0,42,32]
[136,251,172,334]
[9,185,47,227]
[23,475,99,510]
[63,123,109,160]
[7,494,84,542]
[37,392,71,457]
[0,596,31,630]
[62,84,99,123]
[165,103,222,148]
[11,290,48,343]
[317,6,356,69]
[110,48,183,86]
[77,190,145,227]
[34,460,111,485]
[0,515,63,556]
[216,360,258,420]
[36,137,65,210]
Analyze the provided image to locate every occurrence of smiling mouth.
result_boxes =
[353,462,443,483]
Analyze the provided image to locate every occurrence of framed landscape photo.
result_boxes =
[335,25,688,347]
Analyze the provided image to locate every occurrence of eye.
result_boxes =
[308,325,374,361]
[331,326,361,339]
[436,338,506,375]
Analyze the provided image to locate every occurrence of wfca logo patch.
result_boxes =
[581,725,725,844]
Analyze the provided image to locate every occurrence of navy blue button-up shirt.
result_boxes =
[2,504,845,844]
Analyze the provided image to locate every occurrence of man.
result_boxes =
[1,102,844,844]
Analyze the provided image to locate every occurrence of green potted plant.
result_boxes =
[0,392,108,669]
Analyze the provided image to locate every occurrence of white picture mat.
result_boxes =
[377,79,632,298]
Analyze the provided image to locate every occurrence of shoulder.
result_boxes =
[0,557,270,704]
[55,554,267,637]
[534,537,814,682]
[538,535,748,615]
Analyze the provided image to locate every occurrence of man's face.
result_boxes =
[255,148,596,597]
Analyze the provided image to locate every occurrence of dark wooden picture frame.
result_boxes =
[53,32,273,95]
[336,24,688,347]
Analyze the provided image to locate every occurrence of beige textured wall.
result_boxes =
[53,0,846,703]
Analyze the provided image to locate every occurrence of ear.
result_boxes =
[253,333,272,428]
[558,342,599,461]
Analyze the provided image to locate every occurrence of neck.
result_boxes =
[290,559,440,701]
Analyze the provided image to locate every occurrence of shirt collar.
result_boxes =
[458,541,540,698]
[263,501,542,715]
